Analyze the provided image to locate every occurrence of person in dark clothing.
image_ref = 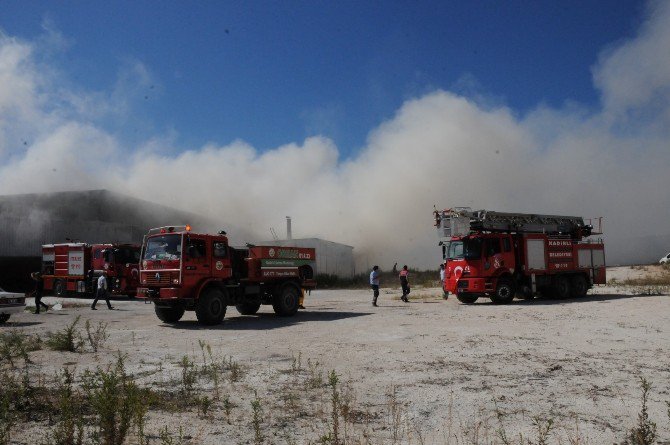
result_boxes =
[399,265,410,302]
[31,272,49,314]
[91,271,113,310]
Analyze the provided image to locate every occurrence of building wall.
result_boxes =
[256,238,355,278]
[0,189,208,257]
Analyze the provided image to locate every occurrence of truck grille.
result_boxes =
[457,280,469,288]
[144,272,175,286]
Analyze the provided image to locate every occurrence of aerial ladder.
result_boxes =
[434,207,600,242]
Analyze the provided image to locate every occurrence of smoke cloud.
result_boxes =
[1,4,670,270]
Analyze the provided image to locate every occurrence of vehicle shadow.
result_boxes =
[470,293,658,306]
[163,310,371,330]
[4,321,43,327]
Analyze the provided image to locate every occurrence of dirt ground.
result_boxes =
[5,265,670,444]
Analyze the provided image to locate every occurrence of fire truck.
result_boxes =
[42,243,141,297]
[434,207,605,304]
[137,226,317,325]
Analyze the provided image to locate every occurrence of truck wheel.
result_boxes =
[155,306,185,323]
[196,288,227,325]
[273,284,300,316]
[54,280,67,298]
[490,280,515,304]
[0,314,10,323]
[516,286,534,300]
[553,276,571,299]
[456,293,478,304]
[571,275,588,298]
[236,302,261,315]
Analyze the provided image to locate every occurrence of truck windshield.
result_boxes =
[114,247,141,264]
[447,239,482,260]
[144,235,182,261]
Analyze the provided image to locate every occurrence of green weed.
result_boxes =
[85,319,109,353]
[623,377,657,445]
[46,316,84,352]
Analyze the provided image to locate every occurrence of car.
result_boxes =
[661,253,670,265]
[0,286,26,323]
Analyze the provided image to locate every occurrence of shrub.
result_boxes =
[46,316,84,352]
[623,377,657,445]
[81,355,151,445]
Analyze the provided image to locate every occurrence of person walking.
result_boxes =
[91,271,113,310]
[399,265,410,302]
[439,263,448,300]
[31,272,49,314]
[369,266,381,307]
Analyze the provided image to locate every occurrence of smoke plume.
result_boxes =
[1,3,670,270]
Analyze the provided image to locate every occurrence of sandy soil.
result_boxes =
[5,265,670,444]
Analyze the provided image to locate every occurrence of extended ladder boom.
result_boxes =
[434,207,592,240]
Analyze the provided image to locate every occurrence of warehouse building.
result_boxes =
[0,189,209,291]
[256,217,355,278]
[256,238,355,278]
[0,191,356,290]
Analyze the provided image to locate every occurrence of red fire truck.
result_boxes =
[42,243,141,297]
[136,226,317,325]
[434,207,605,304]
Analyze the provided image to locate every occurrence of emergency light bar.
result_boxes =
[147,225,192,235]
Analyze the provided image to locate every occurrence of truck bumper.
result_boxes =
[455,278,488,294]
[137,287,180,300]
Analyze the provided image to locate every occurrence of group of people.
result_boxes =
[29,270,114,313]
[369,262,447,307]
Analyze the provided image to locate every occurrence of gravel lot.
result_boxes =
[5,266,670,444]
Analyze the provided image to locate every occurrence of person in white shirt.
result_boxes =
[91,271,113,310]
[369,266,380,307]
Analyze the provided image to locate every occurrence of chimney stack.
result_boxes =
[286,216,292,240]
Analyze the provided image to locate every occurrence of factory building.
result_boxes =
[0,189,208,291]
[0,192,356,290]
[256,217,355,278]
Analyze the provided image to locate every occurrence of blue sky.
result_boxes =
[1,1,644,158]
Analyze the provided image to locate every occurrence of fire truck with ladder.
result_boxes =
[41,243,141,297]
[434,207,605,304]
[137,225,317,325]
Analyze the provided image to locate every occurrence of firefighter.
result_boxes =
[369,265,380,307]
[91,271,114,310]
[399,265,410,302]
[30,271,49,314]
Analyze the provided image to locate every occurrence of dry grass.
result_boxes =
[2,328,669,445]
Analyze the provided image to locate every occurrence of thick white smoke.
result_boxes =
[1,3,669,270]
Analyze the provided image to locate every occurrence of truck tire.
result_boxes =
[196,288,227,325]
[236,302,261,315]
[516,286,534,300]
[553,276,571,299]
[456,293,478,304]
[571,275,588,298]
[0,314,10,323]
[273,283,300,316]
[54,280,67,298]
[490,280,515,304]
[155,306,185,323]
